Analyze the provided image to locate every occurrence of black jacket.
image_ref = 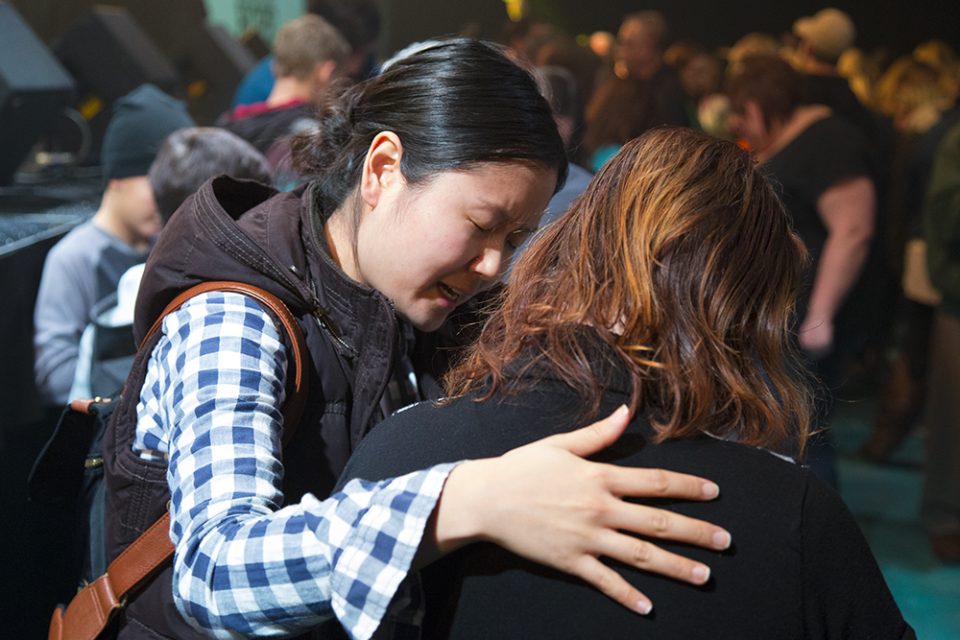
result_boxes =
[340,334,915,640]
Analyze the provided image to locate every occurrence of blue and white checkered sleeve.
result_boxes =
[139,291,458,639]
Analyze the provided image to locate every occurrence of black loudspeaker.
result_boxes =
[54,6,180,105]
[191,23,257,92]
[0,3,75,185]
[184,23,257,123]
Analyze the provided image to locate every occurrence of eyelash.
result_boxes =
[471,220,531,250]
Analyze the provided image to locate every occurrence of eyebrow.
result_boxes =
[475,201,540,232]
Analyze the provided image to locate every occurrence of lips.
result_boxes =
[437,282,466,304]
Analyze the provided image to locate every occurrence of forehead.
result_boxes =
[619,19,651,43]
[414,163,556,217]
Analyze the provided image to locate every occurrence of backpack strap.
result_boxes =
[48,281,309,640]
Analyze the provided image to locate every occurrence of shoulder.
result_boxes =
[341,396,497,486]
[155,290,286,372]
[798,115,870,162]
[361,399,474,458]
[686,436,807,482]
[797,468,911,635]
[162,290,283,339]
[799,467,858,531]
[44,221,106,265]
[648,435,812,522]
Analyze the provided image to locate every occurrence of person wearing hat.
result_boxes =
[68,127,273,404]
[33,84,194,405]
[792,8,883,147]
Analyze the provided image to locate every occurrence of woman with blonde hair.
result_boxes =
[340,128,912,638]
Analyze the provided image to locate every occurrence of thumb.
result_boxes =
[545,405,631,457]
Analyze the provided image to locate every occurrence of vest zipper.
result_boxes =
[311,303,357,358]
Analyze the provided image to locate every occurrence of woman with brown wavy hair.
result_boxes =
[339,127,912,639]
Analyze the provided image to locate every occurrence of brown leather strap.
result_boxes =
[106,512,174,597]
[49,513,174,640]
[144,281,309,442]
[49,282,309,640]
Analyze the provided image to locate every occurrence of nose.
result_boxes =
[471,244,506,280]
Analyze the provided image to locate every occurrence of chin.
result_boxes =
[400,308,448,333]
[412,316,446,333]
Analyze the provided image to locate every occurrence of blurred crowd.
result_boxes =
[500,7,960,562]
[30,2,960,585]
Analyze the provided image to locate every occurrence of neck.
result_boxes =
[323,201,362,283]
[266,76,312,107]
[634,57,662,80]
[92,200,148,251]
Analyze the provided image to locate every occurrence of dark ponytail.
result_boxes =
[292,38,568,212]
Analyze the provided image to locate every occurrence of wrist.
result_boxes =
[801,313,832,328]
[431,459,494,555]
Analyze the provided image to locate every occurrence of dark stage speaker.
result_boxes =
[184,23,257,123]
[0,3,75,185]
[55,6,180,105]
[191,23,257,92]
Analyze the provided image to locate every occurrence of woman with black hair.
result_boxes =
[101,39,729,639]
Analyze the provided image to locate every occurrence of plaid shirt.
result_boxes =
[136,291,455,639]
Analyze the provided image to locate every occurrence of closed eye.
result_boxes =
[507,229,534,250]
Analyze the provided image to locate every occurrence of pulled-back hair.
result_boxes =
[446,128,812,454]
[292,38,568,214]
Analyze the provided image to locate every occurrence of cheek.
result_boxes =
[429,227,487,274]
[133,190,159,219]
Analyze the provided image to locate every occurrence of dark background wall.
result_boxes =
[10,0,959,61]
[380,1,958,59]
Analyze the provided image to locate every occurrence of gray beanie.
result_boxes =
[101,84,194,180]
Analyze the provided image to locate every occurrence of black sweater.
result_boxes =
[339,351,913,639]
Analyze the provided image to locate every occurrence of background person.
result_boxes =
[69,127,274,402]
[219,15,350,163]
[32,84,193,406]
[727,55,877,487]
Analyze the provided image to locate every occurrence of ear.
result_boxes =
[360,131,404,209]
[313,60,337,86]
[744,100,764,125]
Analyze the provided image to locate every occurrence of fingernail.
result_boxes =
[712,530,732,550]
[615,404,629,418]
[636,599,653,615]
[691,565,711,584]
[702,482,719,499]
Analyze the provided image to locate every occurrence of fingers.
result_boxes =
[572,555,653,615]
[604,465,721,502]
[606,502,732,552]
[542,405,631,457]
[594,529,713,587]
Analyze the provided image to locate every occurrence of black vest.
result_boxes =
[103,177,406,638]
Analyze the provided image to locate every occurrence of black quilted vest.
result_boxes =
[102,176,405,638]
